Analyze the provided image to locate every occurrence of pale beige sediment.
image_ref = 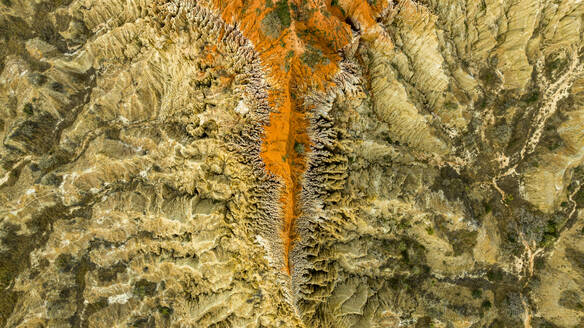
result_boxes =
[1,0,584,327]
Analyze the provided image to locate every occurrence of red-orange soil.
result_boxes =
[209,0,388,275]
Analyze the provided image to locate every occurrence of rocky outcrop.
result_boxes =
[1,0,584,327]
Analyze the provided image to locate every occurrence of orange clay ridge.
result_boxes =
[210,0,389,275]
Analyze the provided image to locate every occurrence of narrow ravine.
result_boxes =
[210,0,388,275]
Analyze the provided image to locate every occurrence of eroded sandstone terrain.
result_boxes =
[1,0,584,327]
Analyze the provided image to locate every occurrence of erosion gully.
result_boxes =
[210,0,387,275]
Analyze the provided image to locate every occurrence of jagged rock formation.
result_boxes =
[0,1,298,326]
[1,0,584,327]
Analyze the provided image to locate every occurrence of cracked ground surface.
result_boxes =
[1,0,584,327]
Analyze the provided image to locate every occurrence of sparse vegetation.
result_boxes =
[300,45,329,68]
